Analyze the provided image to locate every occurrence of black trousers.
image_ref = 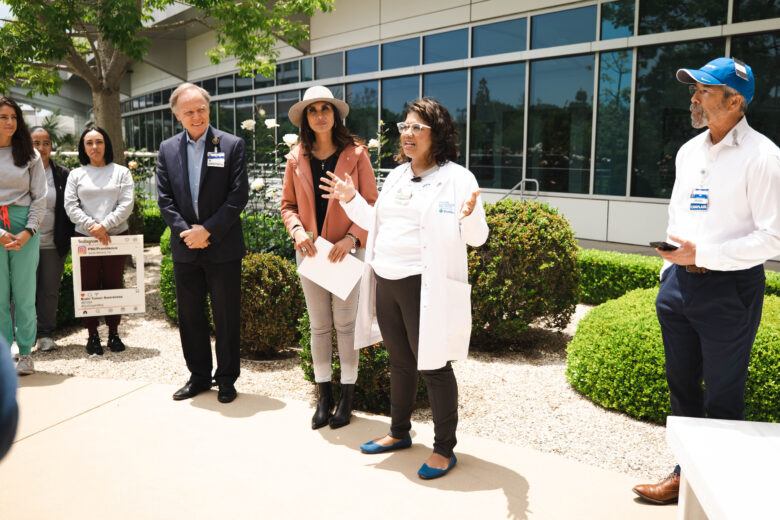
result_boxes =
[656,264,765,420]
[375,274,458,458]
[173,259,242,386]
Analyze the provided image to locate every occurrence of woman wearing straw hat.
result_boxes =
[281,85,378,429]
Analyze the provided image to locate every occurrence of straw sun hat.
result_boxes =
[287,85,350,128]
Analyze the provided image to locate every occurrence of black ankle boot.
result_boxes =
[329,384,355,429]
[311,382,333,429]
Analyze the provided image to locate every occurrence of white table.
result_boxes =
[666,416,780,520]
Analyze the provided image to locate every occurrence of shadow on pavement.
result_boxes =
[189,390,286,419]
[17,372,70,388]
[33,344,161,363]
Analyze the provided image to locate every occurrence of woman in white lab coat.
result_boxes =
[320,97,488,480]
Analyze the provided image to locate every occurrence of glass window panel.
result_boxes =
[532,6,596,49]
[472,19,526,58]
[145,94,154,108]
[733,0,780,22]
[594,50,632,195]
[217,75,235,95]
[381,75,419,169]
[255,94,275,121]
[346,46,378,75]
[131,98,139,110]
[470,63,525,189]
[138,96,147,110]
[601,0,634,40]
[162,108,174,141]
[632,39,725,198]
[276,61,299,85]
[315,53,343,80]
[730,31,780,150]
[382,38,420,70]
[153,91,162,106]
[277,90,300,135]
[202,78,217,96]
[301,58,313,82]
[423,70,467,165]
[345,81,378,142]
[254,71,274,89]
[154,111,164,150]
[235,96,255,148]
[132,115,141,150]
[123,117,132,149]
[235,75,253,92]
[163,89,172,105]
[217,100,235,134]
[638,0,727,35]
[326,84,344,100]
[145,112,155,151]
[424,28,468,64]
[527,55,595,194]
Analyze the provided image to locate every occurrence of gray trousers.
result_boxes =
[36,248,66,337]
[375,274,458,458]
[296,249,363,384]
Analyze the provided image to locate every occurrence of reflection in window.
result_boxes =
[145,113,155,151]
[594,51,632,195]
[601,0,634,40]
[326,84,344,100]
[254,71,274,89]
[472,19,526,58]
[347,46,378,75]
[217,75,234,95]
[527,55,594,194]
[315,53,343,79]
[423,70,467,165]
[470,63,525,189]
[153,91,162,106]
[162,109,174,142]
[532,7,596,49]
[255,94,275,122]
[236,97,254,144]
[132,115,141,150]
[276,62,299,85]
[277,90,300,135]
[731,31,780,147]
[346,81,378,142]
[123,118,133,149]
[424,29,468,64]
[301,58,313,82]
[202,78,217,96]
[154,111,164,149]
[218,99,235,134]
[631,39,724,198]
[383,38,420,70]
[235,75,253,92]
[638,0,727,35]
[733,0,780,22]
[381,76,419,168]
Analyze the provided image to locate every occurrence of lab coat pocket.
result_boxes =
[445,278,472,360]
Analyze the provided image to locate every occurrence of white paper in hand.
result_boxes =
[297,237,364,300]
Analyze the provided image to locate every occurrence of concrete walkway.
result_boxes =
[0,374,676,520]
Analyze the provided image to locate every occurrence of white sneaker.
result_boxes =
[16,355,34,376]
[38,337,57,352]
[10,342,19,362]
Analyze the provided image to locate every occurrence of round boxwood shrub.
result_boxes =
[240,252,304,358]
[142,203,166,244]
[159,227,171,256]
[159,253,178,322]
[298,312,427,414]
[567,288,780,424]
[468,199,579,349]
[577,248,662,305]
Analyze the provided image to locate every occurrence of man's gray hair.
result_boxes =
[170,83,211,114]
[724,85,748,115]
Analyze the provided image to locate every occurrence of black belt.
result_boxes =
[684,265,709,274]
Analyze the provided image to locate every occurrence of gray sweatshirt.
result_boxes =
[0,147,48,231]
[64,163,134,236]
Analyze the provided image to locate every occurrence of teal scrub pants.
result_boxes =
[0,205,40,355]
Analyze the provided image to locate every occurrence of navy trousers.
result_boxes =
[656,264,765,420]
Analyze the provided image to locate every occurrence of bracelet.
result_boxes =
[345,233,359,253]
[290,225,303,239]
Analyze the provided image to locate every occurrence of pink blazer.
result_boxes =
[281,143,378,247]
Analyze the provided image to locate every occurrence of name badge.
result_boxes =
[689,187,709,212]
[207,152,225,168]
[438,201,456,214]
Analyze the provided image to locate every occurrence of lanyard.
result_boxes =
[0,206,9,230]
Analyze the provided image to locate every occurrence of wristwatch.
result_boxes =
[345,233,359,254]
[24,227,36,236]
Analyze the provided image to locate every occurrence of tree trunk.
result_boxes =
[92,88,125,166]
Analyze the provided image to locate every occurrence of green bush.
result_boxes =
[243,213,294,260]
[577,249,662,305]
[298,312,427,414]
[56,255,77,328]
[566,288,780,423]
[160,227,171,256]
[159,253,178,322]
[240,252,305,358]
[468,199,579,349]
[142,203,166,244]
[767,270,780,297]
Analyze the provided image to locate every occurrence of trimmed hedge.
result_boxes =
[566,288,780,423]
[243,213,294,260]
[577,249,662,305]
[159,253,178,322]
[298,312,428,414]
[468,199,579,349]
[142,204,166,244]
[159,227,171,256]
[56,255,77,328]
[767,270,780,297]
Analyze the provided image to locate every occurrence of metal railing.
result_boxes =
[498,177,540,201]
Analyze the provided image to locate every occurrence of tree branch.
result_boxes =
[65,45,99,89]
[138,15,209,35]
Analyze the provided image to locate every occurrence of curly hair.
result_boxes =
[395,97,459,166]
[299,102,361,157]
[0,96,35,168]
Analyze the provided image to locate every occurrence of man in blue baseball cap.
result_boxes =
[633,57,780,505]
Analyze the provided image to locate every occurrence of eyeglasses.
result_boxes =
[397,122,431,135]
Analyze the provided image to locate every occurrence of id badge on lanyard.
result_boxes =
[689,186,710,212]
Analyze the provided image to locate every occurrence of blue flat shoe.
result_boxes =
[417,455,457,480]
[360,435,412,454]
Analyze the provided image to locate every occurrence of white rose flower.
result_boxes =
[264,118,280,129]
[282,133,298,147]
[367,138,380,150]
[240,119,256,131]
[250,179,265,192]
[258,108,267,117]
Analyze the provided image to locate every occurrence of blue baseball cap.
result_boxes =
[676,57,755,104]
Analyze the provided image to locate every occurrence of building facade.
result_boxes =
[120,0,780,246]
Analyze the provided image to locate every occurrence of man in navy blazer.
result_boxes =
[156,83,248,403]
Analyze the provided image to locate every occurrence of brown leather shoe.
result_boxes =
[632,473,680,504]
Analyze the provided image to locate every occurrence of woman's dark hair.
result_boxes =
[299,102,361,156]
[395,97,459,166]
[0,96,36,168]
[77,126,114,166]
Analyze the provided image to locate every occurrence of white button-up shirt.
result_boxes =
[666,117,780,272]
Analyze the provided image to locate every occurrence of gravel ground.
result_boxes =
[31,246,673,481]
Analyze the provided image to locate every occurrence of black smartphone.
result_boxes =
[649,241,679,251]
